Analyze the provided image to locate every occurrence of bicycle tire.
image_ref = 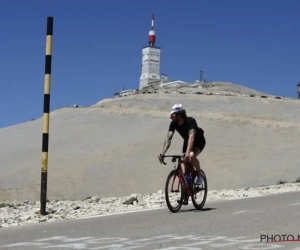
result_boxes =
[191,169,208,210]
[165,169,184,213]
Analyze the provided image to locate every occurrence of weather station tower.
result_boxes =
[139,14,161,90]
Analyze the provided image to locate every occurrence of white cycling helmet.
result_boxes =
[170,103,184,115]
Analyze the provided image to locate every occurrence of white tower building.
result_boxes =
[139,14,161,90]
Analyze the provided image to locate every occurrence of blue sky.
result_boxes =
[1,0,300,128]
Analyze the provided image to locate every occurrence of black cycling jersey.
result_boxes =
[168,117,203,140]
[168,116,205,152]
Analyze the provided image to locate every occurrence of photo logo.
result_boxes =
[260,234,300,243]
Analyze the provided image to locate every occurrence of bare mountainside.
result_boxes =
[1,90,300,202]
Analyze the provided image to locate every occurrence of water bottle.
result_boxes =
[185,174,192,189]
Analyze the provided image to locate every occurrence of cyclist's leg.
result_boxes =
[192,146,201,171]
[182,141,192,174]
[183,139,204,175]
[182,141,190,205]
[184,162,193,175]
[191,137,206,184]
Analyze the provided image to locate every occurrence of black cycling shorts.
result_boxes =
[182,135,206,153]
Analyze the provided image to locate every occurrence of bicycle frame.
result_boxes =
[161,155,194,196]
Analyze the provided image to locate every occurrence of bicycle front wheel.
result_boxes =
[165,169,184,213]
[191,169,208,210]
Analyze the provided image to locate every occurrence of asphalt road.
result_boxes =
[1,191,300,249]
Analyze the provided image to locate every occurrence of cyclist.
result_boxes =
[158,103,206,186]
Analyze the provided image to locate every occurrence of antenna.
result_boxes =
[200,68,204,82]
[148,14,155,47]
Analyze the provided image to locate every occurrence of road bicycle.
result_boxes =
[161,154,207,213]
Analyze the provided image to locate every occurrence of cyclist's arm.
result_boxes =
[161,131,174,155]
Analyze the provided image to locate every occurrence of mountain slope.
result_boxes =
[1,91,300,201]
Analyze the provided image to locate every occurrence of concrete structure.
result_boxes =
[114,89,137,97]
[297,82,300,99]
[139,14,161,90]
[161,74,168,83]
[159,80,187,88]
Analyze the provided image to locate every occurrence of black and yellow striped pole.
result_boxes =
[41,16,53,215]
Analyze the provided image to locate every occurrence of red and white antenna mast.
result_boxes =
[148,14,155,47]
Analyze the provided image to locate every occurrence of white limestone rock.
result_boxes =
[0,182,300,229]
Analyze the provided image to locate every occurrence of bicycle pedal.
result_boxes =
[181,199,188,205]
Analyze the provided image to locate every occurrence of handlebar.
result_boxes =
[159,154,184,165]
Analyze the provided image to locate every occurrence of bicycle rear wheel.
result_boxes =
[191,169,207,210]
[165,169,184,213]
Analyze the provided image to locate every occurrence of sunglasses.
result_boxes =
[170,113,177,119]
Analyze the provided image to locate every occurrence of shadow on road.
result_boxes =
[169,207,217,214]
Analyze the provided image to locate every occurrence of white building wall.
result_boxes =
[159,81,187,88]
[139,46,161,89]
[118,89,136,97]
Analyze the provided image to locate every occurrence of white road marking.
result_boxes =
[232,210,247,214]
[76,206,165,220]
[74,195,270,222]
[1,234,286,250]
[232,210,262,215]
[69,194,282,222]
[290,203,300,206]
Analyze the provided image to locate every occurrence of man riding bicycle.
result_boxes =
[158,103,206,186]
